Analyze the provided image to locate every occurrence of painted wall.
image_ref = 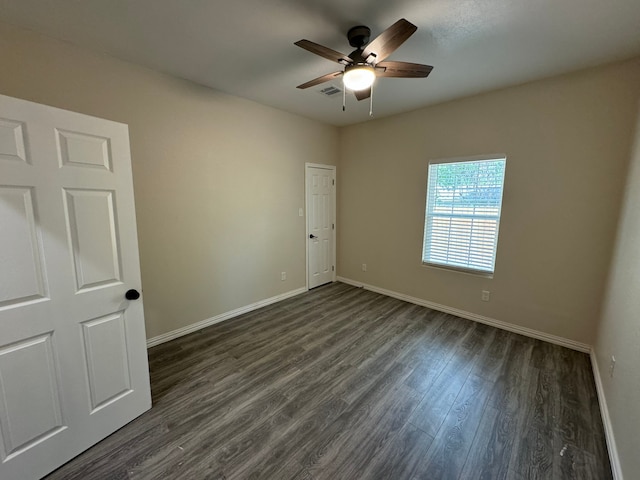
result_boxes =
[338,59,640,345]
[594,99,640,478]
[0,22,338,339]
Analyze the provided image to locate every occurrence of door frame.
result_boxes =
[305,163,337,290]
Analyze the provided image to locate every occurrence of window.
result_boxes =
[422,156,506,274]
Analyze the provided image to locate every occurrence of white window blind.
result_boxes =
[423,157,506,274]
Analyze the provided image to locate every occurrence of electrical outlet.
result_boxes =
[298,208,303,217]
[281,272,286,281]
[481,290,490,302]
[609,356,616,378]
[362,264,367,272]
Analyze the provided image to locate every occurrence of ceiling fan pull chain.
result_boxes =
[343,84,346,112]
[369,83,374,117]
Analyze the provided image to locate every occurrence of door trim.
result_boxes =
[305,163,337,290]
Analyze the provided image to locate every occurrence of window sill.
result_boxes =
[421,262,494,279]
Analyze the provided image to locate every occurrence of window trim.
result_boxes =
[421,153,507,276]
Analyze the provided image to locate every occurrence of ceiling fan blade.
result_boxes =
[296,71,343,89]
[354,88,372,101]
[295,40,353,64]
[375,61,433,78]
[361,19,417,64]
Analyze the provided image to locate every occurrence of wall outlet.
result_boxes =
[481,290,490,302]
[362,264,367,272]
[298,208,303,217]
[281,272,286,281]
[609,355,616,378]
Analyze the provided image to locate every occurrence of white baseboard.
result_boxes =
[146,287,307,348]
[590,349,623,480]
[336,276,591,353]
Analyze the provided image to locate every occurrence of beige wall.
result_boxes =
[338,59,640,345]
[0,22,338,339]
[595,100,640,478]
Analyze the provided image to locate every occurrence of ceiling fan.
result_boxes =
[295,19,433,108]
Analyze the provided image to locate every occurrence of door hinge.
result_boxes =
[332,223,335,230]
[332,266,335,271]
[332,179,335,186]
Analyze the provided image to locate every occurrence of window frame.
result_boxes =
[421,154,507,277]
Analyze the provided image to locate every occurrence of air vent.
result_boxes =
[318,85,343,97]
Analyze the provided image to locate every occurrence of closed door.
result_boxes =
[0,94,151,480]
[306,164,336,289]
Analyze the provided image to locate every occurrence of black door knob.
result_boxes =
[309,234,317,239]
[125,289,140,300]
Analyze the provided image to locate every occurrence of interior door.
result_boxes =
[0,94,151,480]
[306,164,336,289]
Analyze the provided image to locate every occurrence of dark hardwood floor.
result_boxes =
[45,282,612,480]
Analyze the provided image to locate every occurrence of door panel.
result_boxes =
[56,129,112,171]
[81,312,132,411]
[0,186,48,307]
[0,118,27,163]
[63,188,122,291]
[0,334,65,458]
[0,94,151,480]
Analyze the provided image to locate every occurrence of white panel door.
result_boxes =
[0,94,151,480]
[306,165,335,289]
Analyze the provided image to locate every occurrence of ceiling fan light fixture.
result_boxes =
[343,64,375,91]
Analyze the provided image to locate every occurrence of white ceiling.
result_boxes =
[1,0,639,126]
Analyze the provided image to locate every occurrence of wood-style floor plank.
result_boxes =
[359,423,434,480]
[45,282,613,480]
[415,374,492,479]
[459,405,517,480]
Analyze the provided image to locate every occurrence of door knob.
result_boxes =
[309,234,317,239]
[125,289,141,300]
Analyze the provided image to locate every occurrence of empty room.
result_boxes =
[0,1,639,479]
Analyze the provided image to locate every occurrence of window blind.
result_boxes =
[423,158,506,273]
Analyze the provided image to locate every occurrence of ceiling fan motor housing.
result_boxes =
[347,25,371,48]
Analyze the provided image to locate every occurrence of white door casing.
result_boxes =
[0,94,151,480]
[306,164,336,289]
